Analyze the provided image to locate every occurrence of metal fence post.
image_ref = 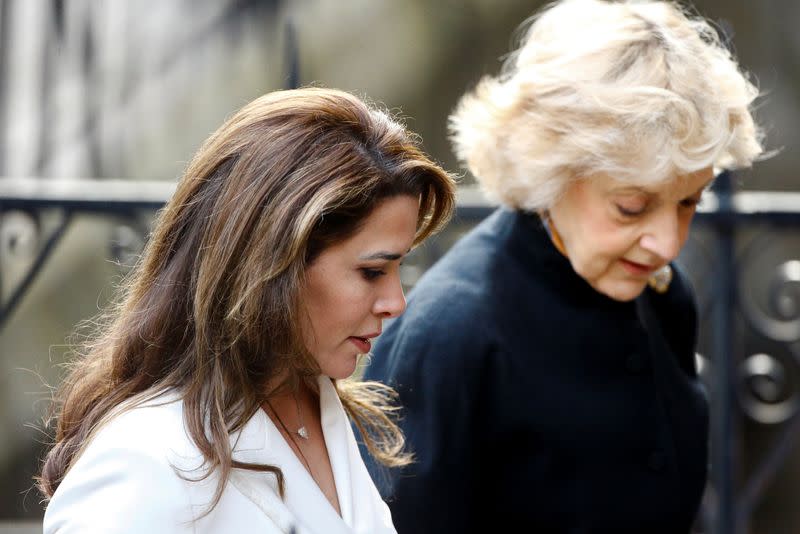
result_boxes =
[710,170,739,534]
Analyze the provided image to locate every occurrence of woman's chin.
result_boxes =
[323,356,360,380]
[592,278,649,302]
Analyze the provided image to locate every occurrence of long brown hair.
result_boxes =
[38,87,456,510]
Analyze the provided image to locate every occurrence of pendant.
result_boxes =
[648,265,673,294]
[297,426,309,440]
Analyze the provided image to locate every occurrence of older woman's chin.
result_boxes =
[591,278,650,302]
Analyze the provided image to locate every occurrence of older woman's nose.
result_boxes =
[640,210,682,262]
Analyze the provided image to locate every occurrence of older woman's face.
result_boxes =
[301,195,419,379]
[548,168,714,301]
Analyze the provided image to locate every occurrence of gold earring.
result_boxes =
[648,265,673,294]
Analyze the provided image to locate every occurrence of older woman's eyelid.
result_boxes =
[614,193,648,208]
[616,203,646,217]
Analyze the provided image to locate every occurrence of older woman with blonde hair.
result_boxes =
[39,87,456,533]
[365,1,765,532]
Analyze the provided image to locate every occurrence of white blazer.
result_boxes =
[44,376,397,534]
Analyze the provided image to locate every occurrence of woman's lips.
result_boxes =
[619,258,656,276]
[348,336,372,353]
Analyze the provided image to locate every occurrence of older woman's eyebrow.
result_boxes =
[610,186,652,195]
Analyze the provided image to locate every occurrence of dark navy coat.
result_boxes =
[364,208,709,534]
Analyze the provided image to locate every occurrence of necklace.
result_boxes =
[293,391,309,440]
[266,399,314,474]
[540,211,568,256]
[266,399,342,514]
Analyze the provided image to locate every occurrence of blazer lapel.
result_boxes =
[318,377,355,525]
[229,384,355,534]
[318,377,397,534]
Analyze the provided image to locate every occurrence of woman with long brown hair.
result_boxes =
[39,87,456,533]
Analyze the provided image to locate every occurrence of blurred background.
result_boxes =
[0,1,798,533]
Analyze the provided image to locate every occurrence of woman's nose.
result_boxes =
[640,210,682,262]
[374,278,407,318]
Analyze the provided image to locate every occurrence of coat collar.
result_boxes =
[498,207,638,310]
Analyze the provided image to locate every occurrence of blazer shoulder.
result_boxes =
[89,394,199,464]
[45,400,201,533]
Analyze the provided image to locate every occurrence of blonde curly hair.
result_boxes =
[449,0,765,211]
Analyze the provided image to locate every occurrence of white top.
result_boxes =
[44,376,397,534]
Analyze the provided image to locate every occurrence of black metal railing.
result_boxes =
[1,171,799,533]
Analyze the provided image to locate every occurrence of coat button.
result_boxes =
[648,451,666,472]
[626,353,646,374]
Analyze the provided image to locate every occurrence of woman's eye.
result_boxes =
[360,268,385,281]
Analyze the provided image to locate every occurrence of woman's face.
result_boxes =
[302,195,419,379]
[548,168,714,302]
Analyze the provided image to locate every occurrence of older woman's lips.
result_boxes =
[619,259,655,276]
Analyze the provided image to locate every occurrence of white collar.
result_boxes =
[230,376,394,534]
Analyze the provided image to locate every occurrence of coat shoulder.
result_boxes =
[646,262,700,373]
